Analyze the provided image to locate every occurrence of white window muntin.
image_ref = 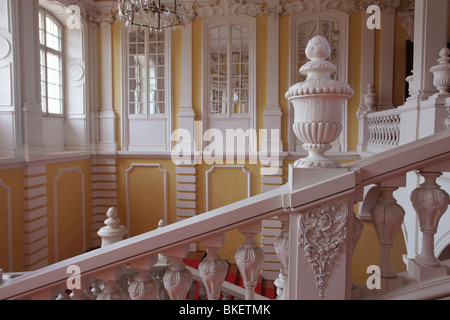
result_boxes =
[39,9,65,116]
[204,16,256,123]
[126,28,170,120]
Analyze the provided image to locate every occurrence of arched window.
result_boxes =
[39,9,64,115]
[202,16,257,150]
[122,28,172,152]
[38,0,90,153]
[289,10,349,152]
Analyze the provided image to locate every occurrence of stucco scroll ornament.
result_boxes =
[283,0,358,14]
[195,0,264,19]
[298,200,348,298]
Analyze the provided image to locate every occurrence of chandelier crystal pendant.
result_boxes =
[118,0,185,31]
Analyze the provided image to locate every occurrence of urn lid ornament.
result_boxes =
[285,35,354,99]
[285,35,354,169]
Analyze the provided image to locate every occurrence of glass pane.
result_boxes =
[210,25,229,114]
[45,16,62,51]
[231,24,249,114]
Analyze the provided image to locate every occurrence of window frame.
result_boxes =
[202,15,257,132]
[121,26,173,152]
[39,8,65,118]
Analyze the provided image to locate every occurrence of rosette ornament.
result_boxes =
[285,35,354,168]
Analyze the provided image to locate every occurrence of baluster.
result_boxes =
[409,170,450,281]
[70,276,96,300]
[163,246,192,300]
[90,279,103,298]
[274,215,289,300]
[198,284,207,300]
[235,223,264,300]
[351,213,364,299]
[55,292,70,300]
[198,235,228,300]
[127,255,159,300]
[97,207,128,247]
[95,268,128,300]
[370,177,406,291]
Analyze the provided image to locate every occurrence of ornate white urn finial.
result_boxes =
[286,35,354,168]
[364,83,377,112]
[97,207,128,247]
[430,47,450,96]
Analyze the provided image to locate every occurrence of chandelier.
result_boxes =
[117,0,185,31]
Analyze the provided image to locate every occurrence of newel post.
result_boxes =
[285,35,356,300]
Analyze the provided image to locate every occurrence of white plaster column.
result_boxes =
[409,0,448,102]
[378,9,396,111]
[97,16,117,152]
[0,0,20,157]
[88,20,100,151]
[399,0,449,144]
[263,14,282,152]
[178,23,196,151]
[18,0,45,159]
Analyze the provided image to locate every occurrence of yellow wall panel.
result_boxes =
[117,159,177,236]
[127,165,166,236]
[46,160,91,263]
[0,168,25,272]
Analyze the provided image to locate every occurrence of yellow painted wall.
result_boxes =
[46,160,92,263]
[116,159,178,234]
[0,168,25,272]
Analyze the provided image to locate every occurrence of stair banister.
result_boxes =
[0,131,449,300]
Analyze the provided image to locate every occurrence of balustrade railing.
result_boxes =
[0,130,449,300]
[367,109,401,147]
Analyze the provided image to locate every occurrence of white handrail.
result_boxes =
[0,130,449,300]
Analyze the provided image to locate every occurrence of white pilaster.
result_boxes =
[18,0,45,159]
[399,0,449,144]
[178,23,196,153]
[97,16,117,152]
[264,15,282,150]
[409,0,448,102]
[0,0,20,158]
[378,12,396,111]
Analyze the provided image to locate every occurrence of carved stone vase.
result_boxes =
[285,35,354,168]
[430,47,450,96]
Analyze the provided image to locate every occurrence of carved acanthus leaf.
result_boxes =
[298,199,348,298]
